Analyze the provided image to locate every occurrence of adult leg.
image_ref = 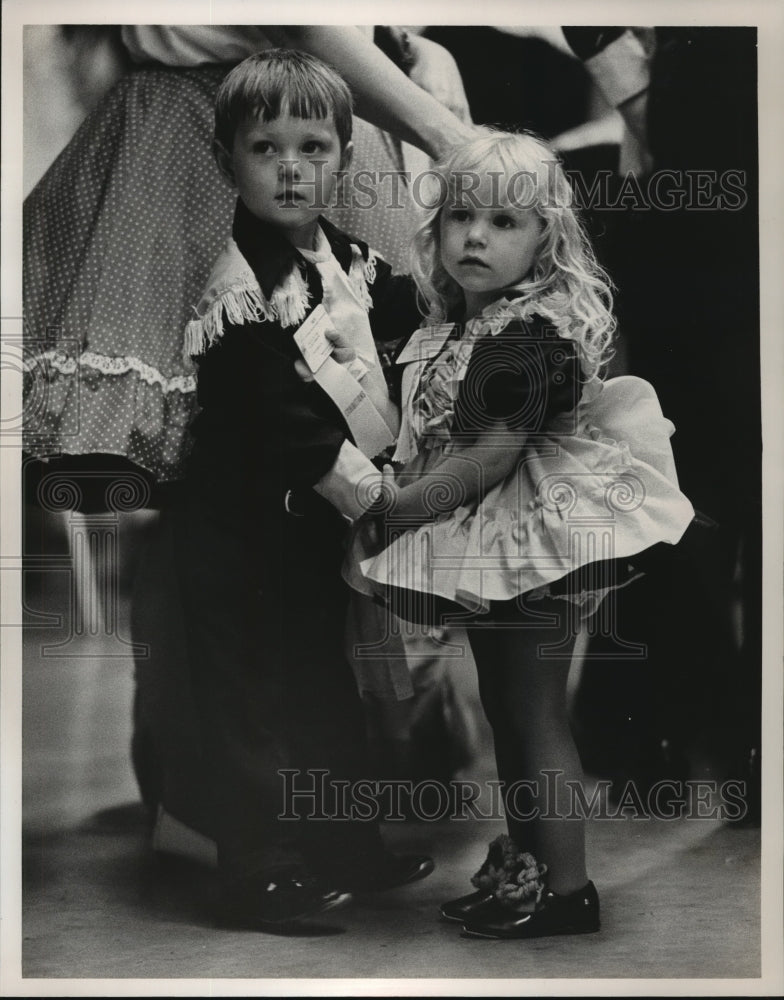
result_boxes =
[131,503,214,836]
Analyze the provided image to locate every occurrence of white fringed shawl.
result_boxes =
[184,237,379,358]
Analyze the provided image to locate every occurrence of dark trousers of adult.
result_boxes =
[173,467,384,888]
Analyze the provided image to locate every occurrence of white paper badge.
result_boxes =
[345,357,370,382]
[312,357,395,458]
[293,304,336,374]
[293,306,393,458]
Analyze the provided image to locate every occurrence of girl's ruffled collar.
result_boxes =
[463,290,576,340]
[406,291,587,458]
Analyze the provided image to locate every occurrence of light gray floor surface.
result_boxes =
[13,524,767,993]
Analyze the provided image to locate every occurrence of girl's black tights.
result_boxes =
[468,602,589,895]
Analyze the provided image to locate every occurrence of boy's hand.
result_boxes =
[326,327,356,365]
[294,327,357,382]
[294,359,315,382]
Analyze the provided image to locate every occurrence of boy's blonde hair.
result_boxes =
[412,129,616,378]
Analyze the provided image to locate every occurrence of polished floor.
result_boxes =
[12,512,773,993]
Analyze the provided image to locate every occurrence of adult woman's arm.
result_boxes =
[263,25,474,159]
[404,32,471,123]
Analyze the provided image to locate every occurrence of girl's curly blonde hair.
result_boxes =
[411,129,617,379]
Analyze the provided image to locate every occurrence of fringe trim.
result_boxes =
[347,245,377,312]
[184,263,311,358]
[364,247,378,285]
[273,263,311,329]
[184,239,378,358]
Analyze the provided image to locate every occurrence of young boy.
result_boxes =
[175,49,429,930]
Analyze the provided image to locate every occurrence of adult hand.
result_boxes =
[265,25,474,160]
[407,35,472,124]
[550,112,625,153]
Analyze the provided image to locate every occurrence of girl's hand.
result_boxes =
[362,465,398,546]
[385,472,444,521]
[367,464,399,516]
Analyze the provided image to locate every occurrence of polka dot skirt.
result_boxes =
[326,119,414,276]
[23,65,419,483]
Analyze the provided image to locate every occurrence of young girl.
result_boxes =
[347,130,695,939]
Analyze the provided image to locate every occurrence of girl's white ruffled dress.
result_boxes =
[345,294,695,614]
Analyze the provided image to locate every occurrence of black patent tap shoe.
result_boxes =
[462,880,600,940]
[439,889,495,923]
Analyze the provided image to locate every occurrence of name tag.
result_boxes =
[345,357,370,382]
[293,304,335,374]
[293,305,394,459]
[395,324,455,365]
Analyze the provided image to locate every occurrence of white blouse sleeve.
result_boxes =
[120,26,271,67]
[583,30,650,108]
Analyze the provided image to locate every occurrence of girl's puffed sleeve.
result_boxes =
[365,253,423,407]
[453,317,580,437]
[367,254,422,349]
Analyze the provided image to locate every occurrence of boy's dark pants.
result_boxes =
[174,469,384,887]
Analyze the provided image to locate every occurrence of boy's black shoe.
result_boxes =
[219,869,352,930]
[461,880,600,940]
[323,852,435,893]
